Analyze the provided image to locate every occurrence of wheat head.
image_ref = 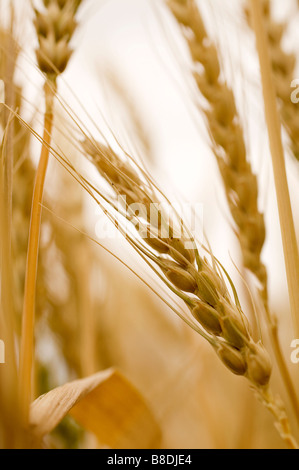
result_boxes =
[34,0,82,80]
[167,0,269,307]
[82,138,273,388]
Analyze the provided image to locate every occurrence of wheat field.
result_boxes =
[0,0,299,450]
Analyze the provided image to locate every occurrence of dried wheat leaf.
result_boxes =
[30,368,161,449]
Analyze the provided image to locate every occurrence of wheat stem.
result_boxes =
[269,317,299,424]
[19,80,55,424]
[258,387,299,449]
[3,40,15,267]
[254,0,299,162]
[19,0,83,423]
[249,0,299,338]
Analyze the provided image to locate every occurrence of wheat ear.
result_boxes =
[167,0,267,310]
[83,140,271,384]
[166,0,299,424]
[81,138,297,448]
[19,0,82,424]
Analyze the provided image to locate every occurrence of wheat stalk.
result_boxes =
[166,0,299,425]
[48,155,98,379]
[249,0,299,338]
[0,28,18,332]
[0,25,28,448]
[19,0,83,424]
[0,28,17,274]
[246,0,299,161]
[102,68,155,165]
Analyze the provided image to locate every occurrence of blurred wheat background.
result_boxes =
[0,0,299,449]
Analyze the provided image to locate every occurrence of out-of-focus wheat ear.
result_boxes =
[246,0,299,161]
[167,0,268,308]
[0,28,18,333]
[48,136,98,379]
[19,0,83,425]
[34,0,82,81]
[0,24,28,447]
[102,68,155,164]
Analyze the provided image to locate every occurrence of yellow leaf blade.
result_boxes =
[29,368,161,449]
